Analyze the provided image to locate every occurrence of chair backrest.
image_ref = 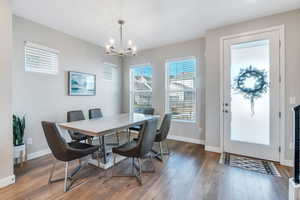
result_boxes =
[89,108,103,119]
[158,113,172,141]
[134,107,155,115]
[67,110,85,122]
[41,121,69,162]
[137,118,158,157]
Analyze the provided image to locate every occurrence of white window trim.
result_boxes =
[165,56,198,123]
[129,63,153,113]
[24,41,59,75]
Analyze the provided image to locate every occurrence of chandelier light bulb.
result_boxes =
[128,40,133,46]
[109,38,115,45]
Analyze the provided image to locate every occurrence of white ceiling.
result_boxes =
[12,0,300,50]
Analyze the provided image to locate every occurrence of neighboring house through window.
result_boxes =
[166,57,197,122]
[130,64,153,112]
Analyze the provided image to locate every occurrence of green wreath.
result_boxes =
[233,65,268,116]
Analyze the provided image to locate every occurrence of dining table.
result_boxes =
[58,113,160,169]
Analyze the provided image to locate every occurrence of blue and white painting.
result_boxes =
[69,71,96,96]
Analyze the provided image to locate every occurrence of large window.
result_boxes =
[166,58,197,122]
[130,65,153,111]
[25,41,59,74]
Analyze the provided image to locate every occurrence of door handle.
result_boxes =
[223,110,229,113]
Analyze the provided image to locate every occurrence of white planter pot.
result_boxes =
[14,144,26,165]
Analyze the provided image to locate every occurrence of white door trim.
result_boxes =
[219,25,285,164]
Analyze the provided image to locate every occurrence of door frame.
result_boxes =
[219,25,286,164]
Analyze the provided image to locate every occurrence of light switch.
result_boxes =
[290,97,296,105]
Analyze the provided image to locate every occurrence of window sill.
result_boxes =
[172,119,197,124]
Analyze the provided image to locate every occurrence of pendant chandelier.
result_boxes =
[105,19,137,57]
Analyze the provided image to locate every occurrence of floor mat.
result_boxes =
[219,153,281,177]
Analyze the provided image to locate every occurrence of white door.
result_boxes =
[223,30,281,161]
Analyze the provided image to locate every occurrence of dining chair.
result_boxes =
[88,108,103,119]
[112,118,158,185]
[67,110,91,143]
[152,113,172,162]
[88,108,120,146]
[128,107,155,140]
[41,121,100,192]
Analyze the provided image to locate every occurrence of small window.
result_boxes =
[24,41,59,74]
[166,57,197,122]
[130,64,153,112]
[103,63,117,81]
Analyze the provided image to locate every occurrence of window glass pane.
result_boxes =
[230,40,270,145]
[167,58,196,121]
[130,65,153,111]
[168,60,195,90]
[168,91,195,121]
[133,66,152,91]
[133,91,152,108]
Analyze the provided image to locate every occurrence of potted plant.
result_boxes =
[13,114,26,165]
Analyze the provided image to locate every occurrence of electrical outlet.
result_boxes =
[27,138,33,145]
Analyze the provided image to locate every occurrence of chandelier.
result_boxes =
[105,20,137,57]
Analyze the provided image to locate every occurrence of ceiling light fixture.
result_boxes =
[105,20,137,57]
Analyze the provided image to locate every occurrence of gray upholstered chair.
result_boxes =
[153,113,172,162]
[133,107,155,115]
[128,107,155,140]
[89,108,103,119]
[41,121,100,192]
[67,110,90,143]
[88,108,120,146]
[112,118,158,185]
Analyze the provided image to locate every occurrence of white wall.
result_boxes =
[0,0,14,187]
[12,16,123,155]
[123,38,206,142]
[205,9,300,161]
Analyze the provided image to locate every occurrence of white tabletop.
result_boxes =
[58,113,160,137]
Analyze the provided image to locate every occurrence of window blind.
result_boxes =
[103,63,118,81]
[25,41,59,74]
[166,58,197,121]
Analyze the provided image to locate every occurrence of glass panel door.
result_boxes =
[223,30,281,161]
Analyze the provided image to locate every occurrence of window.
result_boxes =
[103,63,117,81]
[166,57,197,122]
[25,41,59,74]
[130,65,153,112]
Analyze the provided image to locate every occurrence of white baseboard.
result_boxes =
[27,148,51,161]
[0,175,15,188]
[205,145,222,153]
[281,159,293,167]
[167,135,204,145]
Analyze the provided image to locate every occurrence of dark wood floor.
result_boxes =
[0,140,292,200]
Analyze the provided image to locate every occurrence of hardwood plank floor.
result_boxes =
[0,140,292,200]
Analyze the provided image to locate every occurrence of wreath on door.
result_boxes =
[233,65,268,116]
